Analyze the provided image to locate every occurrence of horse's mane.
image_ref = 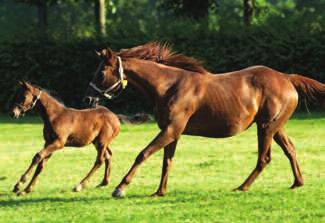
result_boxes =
[118,42,207,73]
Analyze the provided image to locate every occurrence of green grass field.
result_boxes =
[0,113,324,222]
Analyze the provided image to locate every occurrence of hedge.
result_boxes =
[1,28,324,113]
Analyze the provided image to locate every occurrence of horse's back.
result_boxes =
[183,66,298,137]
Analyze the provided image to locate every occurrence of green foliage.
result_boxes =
[0,114,324,222]
[0,0,324,113]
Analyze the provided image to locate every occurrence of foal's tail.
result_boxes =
[289,74,325,106]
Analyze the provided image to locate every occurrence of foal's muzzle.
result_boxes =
[83,96,99,108]
[9,107,23,119]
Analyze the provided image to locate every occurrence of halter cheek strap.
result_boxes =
[16,90,42,113]
[89,56,128,100]
[31,91,42,109]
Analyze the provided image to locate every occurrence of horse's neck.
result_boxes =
[124,59,179,101]
[37,92,65,124]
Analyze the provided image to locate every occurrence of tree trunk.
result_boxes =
[243,0,254,26]
[95,0,106,37]
[37,1,47,33]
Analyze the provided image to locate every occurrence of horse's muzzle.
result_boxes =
[83,96,99,108]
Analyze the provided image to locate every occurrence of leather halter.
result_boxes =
[89,56,127,99]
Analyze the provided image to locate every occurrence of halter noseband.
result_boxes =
[89,56,128,100]
[15,90,42,114]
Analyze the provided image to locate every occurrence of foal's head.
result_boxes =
[10,82,42,118]
[84,48,127,107]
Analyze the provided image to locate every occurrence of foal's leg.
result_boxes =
[274,129,304,189]
[73,145,106,192]
[97,148,112,187]
[13,140,64,193]
[17,154,52,196]
[151,140,178,197]
[235,127,273,191]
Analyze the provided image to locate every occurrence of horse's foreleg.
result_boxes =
[274,129,304,189]
[112,122,185,198]
[151,140,178,197]
[13,140,63,194]
[235,128,273,191]
[74,146,106,192]
[97,148,112,187]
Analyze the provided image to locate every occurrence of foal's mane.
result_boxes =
[118,42,207,73]
[30,84,65,106]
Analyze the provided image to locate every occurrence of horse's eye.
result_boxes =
[100,71,105,81]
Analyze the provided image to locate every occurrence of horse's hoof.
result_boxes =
[96,181,109,188]
[112,188,125,198]
[290,182,304,189]
[73,184,83,192]
[233,186,249,192]
[151,191,165,197]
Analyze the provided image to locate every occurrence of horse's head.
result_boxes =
[84,48,127,107]
[10,81,42,118]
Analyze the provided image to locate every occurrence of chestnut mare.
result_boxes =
[10,82,120,195]
[84,42,325,197]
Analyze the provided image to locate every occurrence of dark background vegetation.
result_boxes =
[0,0,324,113]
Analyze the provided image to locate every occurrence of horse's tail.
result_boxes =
[288,74,325,106]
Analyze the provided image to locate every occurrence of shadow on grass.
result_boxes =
[0,196,111,207]
[0,192,153,207]
[0,186,296,208]
[0,176,6,181]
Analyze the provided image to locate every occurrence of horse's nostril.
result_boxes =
[83,97,92,105]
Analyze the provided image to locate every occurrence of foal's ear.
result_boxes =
[18,81,28,88]
[19,81,32,90]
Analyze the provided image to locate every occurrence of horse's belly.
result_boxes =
[183,111,255,138]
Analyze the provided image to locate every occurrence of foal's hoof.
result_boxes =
[73,184,83,192]
[112,188,125,198]
[17,191,26,196]
[12,185,20,193]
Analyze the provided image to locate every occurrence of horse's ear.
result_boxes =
[94,50,101,58]
[101,48,116,65]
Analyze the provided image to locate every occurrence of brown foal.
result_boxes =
[84,42,325,197]
[10,82,120,196]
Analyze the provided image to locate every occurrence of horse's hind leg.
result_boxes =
[235,126,273,191]
[73,144,106,192]
[17,154,52,196]
[274,129,304,189]
[97,147,112,187]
